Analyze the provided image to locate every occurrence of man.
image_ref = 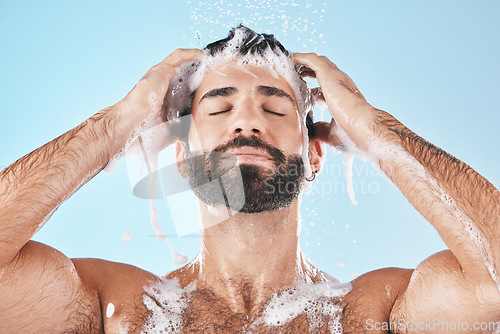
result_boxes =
[0,25,499,333]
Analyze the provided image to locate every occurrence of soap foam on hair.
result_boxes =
[165,27,315,186]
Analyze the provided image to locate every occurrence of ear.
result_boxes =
[174,141,189,178]
[308,137,326,174]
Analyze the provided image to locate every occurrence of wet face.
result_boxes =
[182,62,307,213]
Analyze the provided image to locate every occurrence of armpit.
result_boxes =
[0,241,103,333]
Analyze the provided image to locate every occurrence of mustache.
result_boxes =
[185,135,287,182]
[211,135,286,163]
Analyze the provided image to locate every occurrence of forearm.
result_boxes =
[369,108,500,281]
[0,102,138,266]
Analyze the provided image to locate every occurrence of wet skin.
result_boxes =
[0,48,499,333]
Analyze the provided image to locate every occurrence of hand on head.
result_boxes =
[120,48,203,152]
[293,53,374,151]
[122,48,203,119]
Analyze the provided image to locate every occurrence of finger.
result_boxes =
[292,53,338,74]
[143,49,203,79]
[292,53,321,74]
[161,48,203,68]
[296,64,316,78]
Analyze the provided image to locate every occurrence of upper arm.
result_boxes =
[391,250,500,333]
[342,267,413,332]
[71,257,161,333]
[0,241,102,333]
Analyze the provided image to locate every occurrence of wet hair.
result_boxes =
[180,25,315,137]
[205,24,290,58]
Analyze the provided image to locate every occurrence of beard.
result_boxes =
[185,135,305,213]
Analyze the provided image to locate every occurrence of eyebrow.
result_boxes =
[198,85,295,104]
[257,85,294,104]
[199,87,237,104]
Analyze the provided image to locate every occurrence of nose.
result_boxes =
[230,99,265,137]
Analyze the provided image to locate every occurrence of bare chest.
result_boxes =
[137,286,356,333]
[126,297,390,334]
[182,296,394,333]
[180,294,342,333]
[109,280,396,333]
[107,301,390,334]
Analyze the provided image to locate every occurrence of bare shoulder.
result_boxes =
[0,240,162,334]
[0,240,103,333]
[341,267,413,332]
[390,250,500,332]
[71,257,162,333]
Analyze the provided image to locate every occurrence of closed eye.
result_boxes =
[209,109,231,116]
[264,109,285,117]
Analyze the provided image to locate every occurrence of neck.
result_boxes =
[171,197,322,314]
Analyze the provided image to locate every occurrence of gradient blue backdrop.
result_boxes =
[1,0,498,282]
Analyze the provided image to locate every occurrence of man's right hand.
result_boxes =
[293,53,376,152]
[0,48,201,332]
[119,48,202,130]
[114,48,203,159]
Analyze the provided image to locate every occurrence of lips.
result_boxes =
[229,147,272,161]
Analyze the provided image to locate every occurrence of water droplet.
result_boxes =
[122,230,131,243]
[106,303,115,318]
